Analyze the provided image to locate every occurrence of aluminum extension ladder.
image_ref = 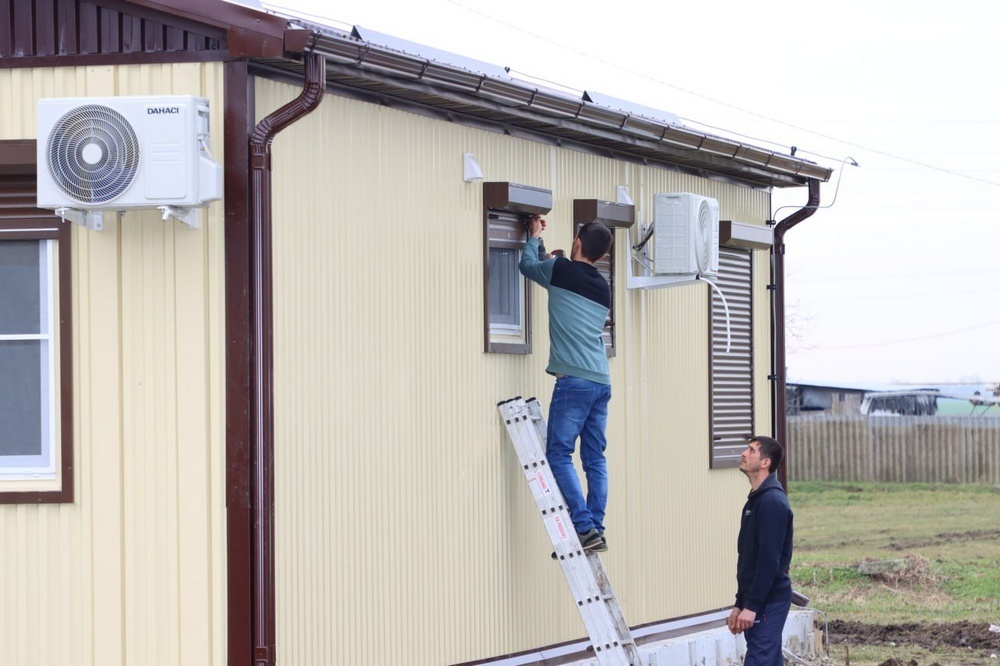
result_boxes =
[498,396,644,666]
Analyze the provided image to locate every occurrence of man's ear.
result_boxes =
[759,456,771,472]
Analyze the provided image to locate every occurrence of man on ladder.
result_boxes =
[519,214,614,555]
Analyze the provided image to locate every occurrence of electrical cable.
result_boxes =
[443,0,1000,189]
[631,225,655,253]
[270,0,999,189]
[699,276,732,353]
[795,267,1000,283]
[772,155,858,222]
[810,318,1000,350]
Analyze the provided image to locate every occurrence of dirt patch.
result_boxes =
[828,619,1000,651]
[795,529,1000,553]
[887,529,1000,551]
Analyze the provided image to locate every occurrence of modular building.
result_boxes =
[0,2,831,664]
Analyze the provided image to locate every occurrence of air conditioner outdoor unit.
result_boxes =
[36,95,222,230]
[652,193,720,276]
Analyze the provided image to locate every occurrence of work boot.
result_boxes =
[551,529,609,559]
[580,529,608,553]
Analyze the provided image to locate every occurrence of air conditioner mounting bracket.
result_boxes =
[157,205,198,229]
[55,207,104,232]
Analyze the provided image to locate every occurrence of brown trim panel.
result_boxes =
[224,60,254,666]
[0,140,37,175]
[126,0,289,57]
[572,199,635,229]
[483,181,553,215]
[0,0,228,62]
[719,220,773,250]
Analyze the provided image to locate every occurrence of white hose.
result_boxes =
[698,275,731,353]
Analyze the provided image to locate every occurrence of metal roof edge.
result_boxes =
[251,9,834,186]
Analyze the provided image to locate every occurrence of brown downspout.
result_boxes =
[248,52,325,666]
[771,178,821,489]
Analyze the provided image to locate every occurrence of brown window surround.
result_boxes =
[573,199,634,358]
[482,182,552,354]
[0,140,74,503]
[708,246,754,469]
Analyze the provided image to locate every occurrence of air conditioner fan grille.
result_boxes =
[46,104,140,204]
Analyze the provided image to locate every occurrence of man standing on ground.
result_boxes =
[728,436,795,665]
[519,215,613,554]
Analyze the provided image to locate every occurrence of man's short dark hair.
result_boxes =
[577,222,613,262]
[751,435,783,474]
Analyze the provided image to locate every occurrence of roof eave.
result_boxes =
[294,29,830,187]
[124,0,289,57]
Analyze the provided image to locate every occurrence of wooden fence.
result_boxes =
[788,415,1000,484]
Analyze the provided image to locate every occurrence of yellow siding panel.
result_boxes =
[0,64,227,666]
[264,79,777,664]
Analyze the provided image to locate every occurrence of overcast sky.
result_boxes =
[267,0,1000,391]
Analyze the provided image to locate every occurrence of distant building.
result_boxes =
[860,390,939,416]
[787,382,867,415]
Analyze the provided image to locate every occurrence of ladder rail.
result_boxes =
[499,397,644,666]
[523,398,644,665]
[500,401,625,654]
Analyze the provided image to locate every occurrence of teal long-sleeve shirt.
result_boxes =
[518,236,611,385]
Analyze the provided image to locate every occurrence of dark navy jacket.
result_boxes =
[735,473,794,612]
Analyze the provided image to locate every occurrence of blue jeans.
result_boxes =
[743,599,791,666]
[546,376,612,534]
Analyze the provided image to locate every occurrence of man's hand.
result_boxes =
[732,608,756,634]
[726,607,741,634]
[528,214,546,238]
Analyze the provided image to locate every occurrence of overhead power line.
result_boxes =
[447,0,1000,189]
[810,319,1000,350]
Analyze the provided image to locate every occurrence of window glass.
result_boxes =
[485,210,530,352]
[0,241,43,334]
[488,247,521,329]
[0,340,44,457]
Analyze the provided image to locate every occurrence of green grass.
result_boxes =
[787,481,1000,664]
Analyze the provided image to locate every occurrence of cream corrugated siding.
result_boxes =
[264,79,775,664]
[0,64,227,666]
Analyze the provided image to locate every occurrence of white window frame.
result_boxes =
[485,210,533,353]
[488,245,525,335]
[0,239,58,481]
